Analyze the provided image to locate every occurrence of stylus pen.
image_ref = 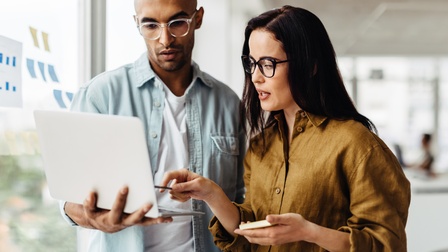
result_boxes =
[155,185,172,190]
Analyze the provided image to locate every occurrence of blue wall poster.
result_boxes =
[0,35,22,108]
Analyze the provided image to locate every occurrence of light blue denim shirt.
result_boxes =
[61,53,246,252]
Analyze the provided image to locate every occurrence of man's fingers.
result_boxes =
[140,217,173,226]
[83,191,98,212]
[122,203,152,225]
[122,205,173,226]
[109,186,129,221]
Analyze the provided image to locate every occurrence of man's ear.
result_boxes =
[195,7,204,29]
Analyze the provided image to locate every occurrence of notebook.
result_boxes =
[33,109,204,218]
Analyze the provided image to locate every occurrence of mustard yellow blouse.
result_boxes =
[209,111,410,252]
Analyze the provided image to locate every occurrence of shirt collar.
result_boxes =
[298,110,327,127]
[274,110,328,128]
[133,52,213,89]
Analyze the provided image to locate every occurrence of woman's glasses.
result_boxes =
[241,55,289,78]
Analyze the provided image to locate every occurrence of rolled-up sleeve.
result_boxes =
[338,142,410,251]
[208,202,254,251]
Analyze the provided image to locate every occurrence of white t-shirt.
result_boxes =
[144,84,193,252]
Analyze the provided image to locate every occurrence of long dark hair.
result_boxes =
[240,5,376,138]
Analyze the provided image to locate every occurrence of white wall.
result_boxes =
[195,0,266,97]
[105,0,145,71]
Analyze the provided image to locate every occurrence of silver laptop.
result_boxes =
[34,109,204,218]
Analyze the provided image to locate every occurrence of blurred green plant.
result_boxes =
[0,155,76,251]
[0,155,21,190]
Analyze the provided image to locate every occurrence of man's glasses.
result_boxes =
[241,55,289,78]
[137,11,197,40]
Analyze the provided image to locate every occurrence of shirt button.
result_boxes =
[275,188,281,194]
[296,127,303,133]
[151,132,158,138]
[154,101,161,107]
[301,111,306,117]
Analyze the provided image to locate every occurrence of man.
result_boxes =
[60,0,245,251]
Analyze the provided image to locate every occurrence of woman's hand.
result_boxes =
[160,168,218,204]
[234,213,313,246]
[161,168,242,236]
[234,213,350,251]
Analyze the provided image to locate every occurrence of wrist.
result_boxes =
[62,202,80,226]
[203,182,226,206]
[303,220,319,243]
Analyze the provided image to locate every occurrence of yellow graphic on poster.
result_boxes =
[0,35,22,108]
[26,27,73,108]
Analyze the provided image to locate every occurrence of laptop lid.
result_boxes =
[34,110,203,218]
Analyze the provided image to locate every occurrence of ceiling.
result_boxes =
[256,0,448,57]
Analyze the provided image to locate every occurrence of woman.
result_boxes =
[161,6,410,251]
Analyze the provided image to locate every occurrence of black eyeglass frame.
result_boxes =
[241,55,289,78]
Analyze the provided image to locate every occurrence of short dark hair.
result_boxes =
[423,133,432,143]
[240,6,376,138]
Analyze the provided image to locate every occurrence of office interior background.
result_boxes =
[1,0,447,251]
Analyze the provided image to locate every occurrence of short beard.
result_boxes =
[157,58,188,72]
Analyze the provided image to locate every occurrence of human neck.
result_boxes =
[283,107,301,143]
[154,64,193,97]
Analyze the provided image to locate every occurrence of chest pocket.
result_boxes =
[210,135,239,155]
[209,134,240,198]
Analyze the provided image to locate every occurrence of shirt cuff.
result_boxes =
[59,200,79,226]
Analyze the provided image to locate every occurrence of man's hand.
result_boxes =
[65,186,172,233]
